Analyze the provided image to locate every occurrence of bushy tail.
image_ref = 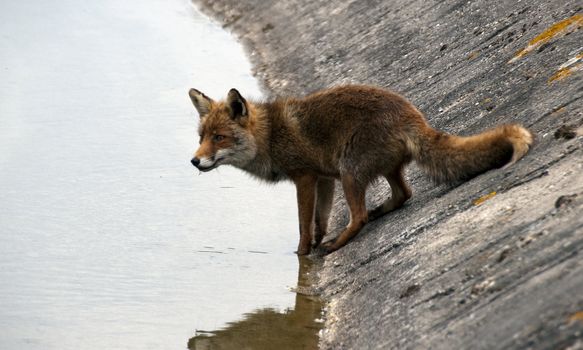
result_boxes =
[410,124,533,185]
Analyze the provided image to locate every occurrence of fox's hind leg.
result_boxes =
[323,173,367,253]
[368,165,411,221]
[314,177,335,248]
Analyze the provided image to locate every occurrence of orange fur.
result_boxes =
[188,85,533,254]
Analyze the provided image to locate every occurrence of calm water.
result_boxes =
[0,0,321,349]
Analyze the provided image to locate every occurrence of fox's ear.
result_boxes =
[226,88,248,119]
[189,88,213,117]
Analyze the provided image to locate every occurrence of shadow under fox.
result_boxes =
[188,85,533,255]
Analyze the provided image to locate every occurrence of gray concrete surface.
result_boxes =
[195,0,583,348]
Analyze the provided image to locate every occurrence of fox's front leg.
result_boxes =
[314,177,335,248]
[292,173,318,255]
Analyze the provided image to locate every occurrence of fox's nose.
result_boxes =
[191,157,200,168]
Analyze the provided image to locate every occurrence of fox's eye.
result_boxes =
[213,135,225,142]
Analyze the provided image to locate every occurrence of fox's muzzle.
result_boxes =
[191,156,219,172]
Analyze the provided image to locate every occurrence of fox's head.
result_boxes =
[188,88,258,172]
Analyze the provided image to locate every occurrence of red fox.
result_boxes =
[188,85,533,255]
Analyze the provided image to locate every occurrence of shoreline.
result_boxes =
[191,1,281,97]
[193,0,583,348]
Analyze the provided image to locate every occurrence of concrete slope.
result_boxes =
[195,0,583,348]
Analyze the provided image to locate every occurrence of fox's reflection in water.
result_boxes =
[188,256,324,350]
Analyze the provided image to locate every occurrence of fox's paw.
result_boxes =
[295,246,311,256]
[367,207,383,221]
[296,235,312,255]
[321,240,340,255]
[312,235,324,249]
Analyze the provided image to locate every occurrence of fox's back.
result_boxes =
[264,85,424,176]
[290,85,424,146]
